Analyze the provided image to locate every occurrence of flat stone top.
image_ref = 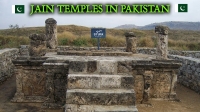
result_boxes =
[169,54,200,63]
[0,48,18,54]
[45,52,156,61]
[67,89,135,93]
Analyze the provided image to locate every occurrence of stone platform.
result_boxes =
[12,52,181,112]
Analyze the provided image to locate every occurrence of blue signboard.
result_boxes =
[91,28,106,38]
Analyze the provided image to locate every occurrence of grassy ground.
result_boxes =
[0,25,200,50]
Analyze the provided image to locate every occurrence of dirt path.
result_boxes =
[137,83,200,112]
[0,74,200,112]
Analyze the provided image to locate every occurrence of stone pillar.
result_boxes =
[125,32,137,53]
[29,34,47,57]
[45,18,57,49]
[155,25,169,60]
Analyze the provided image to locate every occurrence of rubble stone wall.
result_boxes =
[169,50,200,58]
[0,48,19,84]
[168,55,200,94]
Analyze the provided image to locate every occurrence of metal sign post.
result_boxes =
[91,28,106,50]
[98,38,100,50]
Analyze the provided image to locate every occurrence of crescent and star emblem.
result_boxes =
[17,7,22,12]
[180,6,185,11]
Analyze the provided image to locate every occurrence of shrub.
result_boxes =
[138,37,155,47]
[73,38,88,46]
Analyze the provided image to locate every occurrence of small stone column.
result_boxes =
[29,34,47,56]
[45,18,57,49]
[125,32,137,53]
[155,25,169,60]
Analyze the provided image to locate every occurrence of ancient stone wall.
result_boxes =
[19,45,200,58]
[57,46,125,52]
[0,48,19,84]
[168,55,200,94]
[169,50,200,58]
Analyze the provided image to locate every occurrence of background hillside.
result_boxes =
[0,23,200,51]
[115,21,200,31]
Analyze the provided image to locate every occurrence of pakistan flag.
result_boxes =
[12,5,25,14]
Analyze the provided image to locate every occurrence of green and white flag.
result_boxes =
[175,4,188,12]
[12,5,25,14]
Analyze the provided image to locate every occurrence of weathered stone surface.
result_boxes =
[22,69,46,96]
[169,54,200,94]
[65,104,138,112]
[66,89,135,105]
[124,32,136,37]
[155,25,169,60]
[134,75,144,103]
[12,57,47,102]
[87,61,97,73]
[29,34,47,57]
[42,61,68,109]
[150,71,172,98]
[125,32,137,53]
[67,74,101,89]
[121,76,134,89]
[67,74,133,89]
[155,25,169,35]
[45,18,57,49]
[117,60,133,73]
[98,60,116,74]
[69,61,87,73]
[57,51,133,56]
[0,48,18,84]
[19,45,29,56]
[101,75,121,88]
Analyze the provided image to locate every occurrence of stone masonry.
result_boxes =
[155,25,169,60]
[168,55,200,94]
[11,56,48,102]
[45,18,58,49]
[12,53,181,112]
[0,48,19,84]
[29,33,47,57]
[125,32,137,53]
[11,20,183,112]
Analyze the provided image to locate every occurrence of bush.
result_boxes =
[138,37,155,47]
[73,38,88,46]
[0,35,29,48]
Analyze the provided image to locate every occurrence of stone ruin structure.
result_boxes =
[45,18,58,49]
[11,20,182,112]
[29,33,47,56]
[125,32,137,53]
[155,25,169,60]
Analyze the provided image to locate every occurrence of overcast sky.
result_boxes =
[0,0,199,29]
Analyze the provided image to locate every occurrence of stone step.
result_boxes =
[66,89,136,105]
[65,104,138,112]
[67,74,134,89]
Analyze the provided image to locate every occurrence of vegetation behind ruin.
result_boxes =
[0,24,200,50]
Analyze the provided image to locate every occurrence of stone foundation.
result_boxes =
[12,52,181,112]
[11,57,47,102]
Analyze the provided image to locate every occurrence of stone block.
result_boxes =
[65,105,138,112]
[67,74,101,89]
[98,60,116,74]
[87,61,97,73]
[67,74,134,89]
[117,61,132,73]
[69,61,87,73]
[121,76,134,89]
[101,75,121,88]
[66,89,135,105]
